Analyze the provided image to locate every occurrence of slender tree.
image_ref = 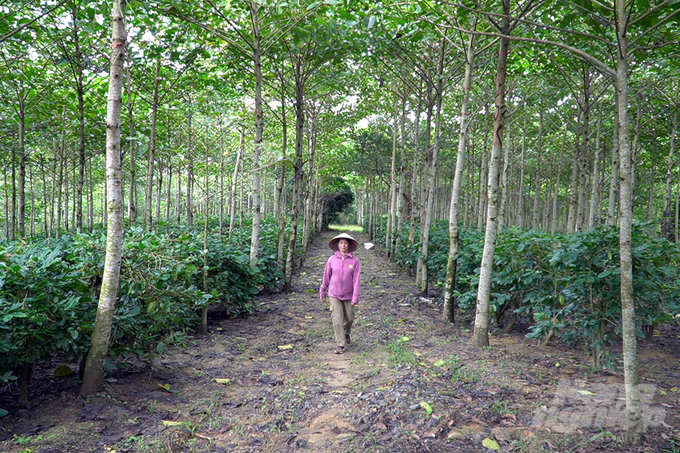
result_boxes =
[80,0,127,396]
[443,17,476,323]
[473,0,515,347]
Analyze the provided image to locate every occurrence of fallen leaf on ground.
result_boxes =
[420,401,433,416]
[482,437,500,450]
[161,420,183,427]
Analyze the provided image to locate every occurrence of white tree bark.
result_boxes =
[443,20,475,323]
[144,59,160,230]
[588,106,602,229]
[417,38,446,293]
[229,130,244,233]
[80,0,126,396]
[607,97,620,226]
[473,2,510,348]
[249,2,263,268]
[615,0,642,441]
[662,101,678,240]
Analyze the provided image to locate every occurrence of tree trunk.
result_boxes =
[80,0,126,396]
[276,69,288,268]
[517,119,526,229]
[176,162,182,223]
[417,39,446,294]
[219,130,225,236]
[88,157,94,230]
[284,54,305,292]
[498,121,511,231]
[302,112,317,253]
[566,114,581,233]
[577,72,593,232]
[675,186,679,243]
[408,95,422,247]
[395,92,408,256]
[187,106,194,226]
[473,2,510,348]
[166,165,172,223]
[662,105,678,240]
[443,21,475,323]
[65,157,70,232]
[49,140,58,236]
[29,165,34,237]
[531,112,544,230]
[416,75,435,289]
[477,104,491,231]
[72,4,85,234]
[588,106,602,229]
[155,162,163,222]
[229,130,244,233]
[646,136,656,221]
[17,102,26,238]
[3,164,7,240]
[615,1,642,441]
[201,159,210,335]
[607,98,620,226]
[56,135,65,239]
[126,64,137,225]
[386,99,399,257]
[249,2,263,268]
[144,59,161,230]
[41,157,48,234]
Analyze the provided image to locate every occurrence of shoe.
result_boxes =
[334,346,344,354]
[345,334,351,345]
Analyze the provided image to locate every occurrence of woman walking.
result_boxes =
[319,233,362,354]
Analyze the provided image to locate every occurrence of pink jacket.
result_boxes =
[320,251,361,304]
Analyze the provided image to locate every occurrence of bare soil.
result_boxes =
[1,229,679,453]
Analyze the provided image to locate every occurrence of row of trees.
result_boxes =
[2,0,679,443]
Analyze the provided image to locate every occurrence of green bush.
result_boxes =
[0,219,288,388]
[372,218,680,365]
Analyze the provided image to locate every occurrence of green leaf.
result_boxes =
[419,401,433,416]
[0,409,8,417]
[482,438,500,450]
[433,359,446,367]
[54,365,73,377]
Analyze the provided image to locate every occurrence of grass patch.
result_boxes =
[385,337,419,368]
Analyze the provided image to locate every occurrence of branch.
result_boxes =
[629,0,675,26]
[633,40,680,52]
[628,4,680,50]
[0,0,70,43]
[438,23,615,77]
[163,6,254,59]
[262,4,323,55]
[557,0,614,20]
[439,1,615,48]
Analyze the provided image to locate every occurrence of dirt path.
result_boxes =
[1,229,679,452]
